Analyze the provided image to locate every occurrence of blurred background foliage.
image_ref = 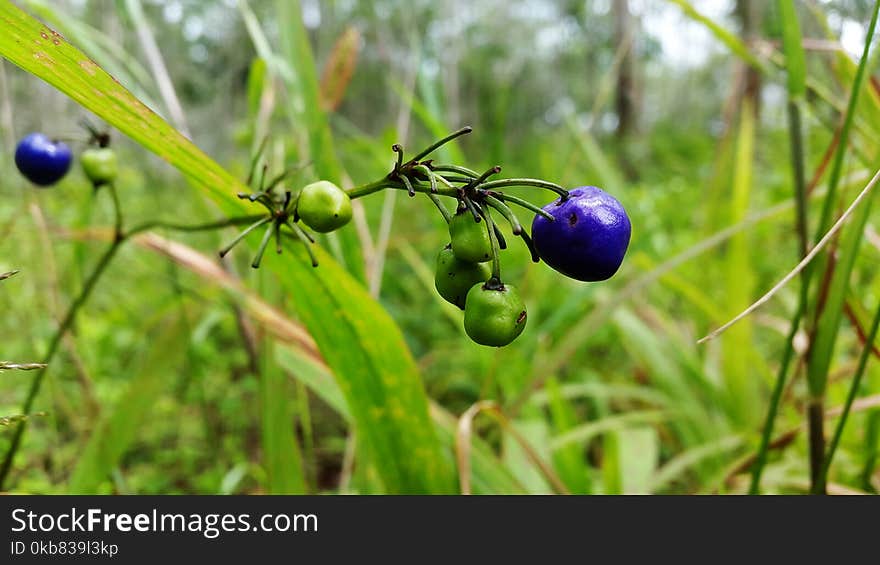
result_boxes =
[1,0,879,494]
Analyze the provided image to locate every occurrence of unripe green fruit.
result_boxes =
[449,210,492,263]
[463,282,527,347]
[434,245,492,310]
[297,180,353,233]
[80,147,118,187]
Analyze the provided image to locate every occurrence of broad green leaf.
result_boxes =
[129,232,518,493]
[260,340,306,493]
[723,98,758,425]
[21,0,159,110]
[0,1,452,493]
[279,245,454,493]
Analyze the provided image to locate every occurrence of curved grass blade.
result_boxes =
[0,2,451,494]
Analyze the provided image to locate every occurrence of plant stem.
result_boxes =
[749,100,810,494]
[480,178,568,197]
[819,298,880,491]
[408,126,472,163]
[483,207,502,281]
[494,193,555,220]
[808,400,825,493]
[430,164,479,178]
[108,183,124,238]
[0,210,273,488]
[485,195,523,235]
[749,305,803,493]
[812,3,879,242]
[0,238,121,489]
[427,193,452,223]
[128,214,267,237]
[346,178,458,199]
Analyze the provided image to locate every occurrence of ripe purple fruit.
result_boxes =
[531,186,631,282]
[14,133,73,187]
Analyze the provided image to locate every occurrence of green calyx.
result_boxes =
[296,180,353,233]
[449,208,493,263]
[80,147,118,187]
[434,245,492,310]
[463,282,527,347]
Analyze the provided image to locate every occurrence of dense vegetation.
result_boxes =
[1,0,879,494]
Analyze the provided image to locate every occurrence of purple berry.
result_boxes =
[531,186,631,282]
[15,133,73,187]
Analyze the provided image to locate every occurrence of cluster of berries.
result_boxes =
[220,127,632,347]
[14,127,117,189]
[14,126,631,348]
[435,184,631,346]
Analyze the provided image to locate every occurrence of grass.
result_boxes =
[0,0,879,494]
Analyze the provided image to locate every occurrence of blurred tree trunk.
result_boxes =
[613,0,635,139]
[613,0,638,180]
[735,0,763,118]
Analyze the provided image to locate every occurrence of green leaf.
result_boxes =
[260,340,306,493]
[807,3,880,397]
[545,376,591,493]
[247,57,268,119]
[0,1,452,493]
[723,98,759,425]
[279,245,454,493]
[778,0,806,99]
[69,316,185,493]
[274,0,365,282]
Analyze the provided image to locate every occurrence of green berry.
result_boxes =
[463,282,527,347]
[297,180,353,233]
[434,245,492,310]
[80,147,118,187]
[449,209,492,263]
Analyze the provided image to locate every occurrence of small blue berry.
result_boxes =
[15,133,73,187]
[531,186,631,282]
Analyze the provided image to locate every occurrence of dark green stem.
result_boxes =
[464,166,502,190]
[805,1,880,495]
[400,174,416,197]
[0,237,122,489]
[479,178,568,197]
[414,165,438,194]
[251,223,275,268]
[0,210,283,489]
[408,126,472,163]
[485,195,523,235]
[483,207,502,281]
[107,183,124,239]
[129,214,266,237]
[749,99,811,494]
[819,298,880,491]
[813,3,879,241]
[219,217,272,257]
[427,194,452,223]
[749,305,803,494]
[429,164,479,178]
[346,178,459,199]
[286,221,319,267]
[493,193,554,221]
